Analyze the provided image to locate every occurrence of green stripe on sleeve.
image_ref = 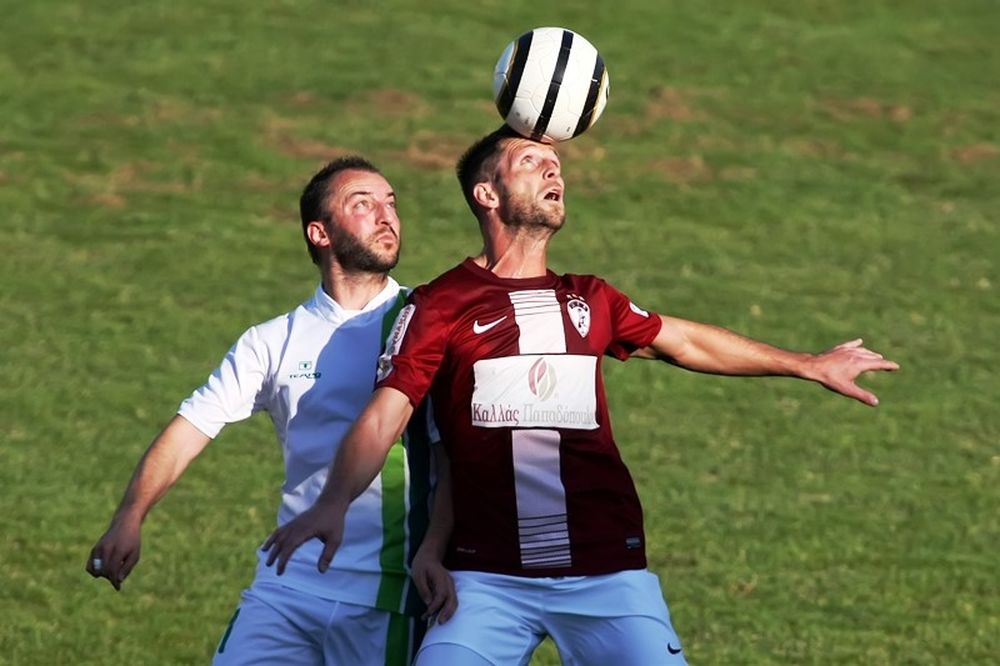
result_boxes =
[376,440,408,611]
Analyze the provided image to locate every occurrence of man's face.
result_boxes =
[494,139,565,231]
[323,169,400,273]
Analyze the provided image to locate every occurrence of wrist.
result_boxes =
[415,541,447,562]
[418,530,450,560]
[111,506,144,529]
[795,352,821,382]
[312,492,351,514]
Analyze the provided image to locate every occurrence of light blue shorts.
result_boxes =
[212,580,420,666]
[415,569,687,666]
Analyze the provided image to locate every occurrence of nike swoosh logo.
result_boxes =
[472,316,507,334]
[667,644,683,655]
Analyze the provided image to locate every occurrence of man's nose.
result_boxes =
[376,202,397,224]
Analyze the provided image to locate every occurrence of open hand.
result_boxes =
[808,338,899,406]
[262,503,346,575]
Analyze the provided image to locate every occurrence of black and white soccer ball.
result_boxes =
[492,27,610,143]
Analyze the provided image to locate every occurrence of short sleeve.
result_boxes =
[376,286,449,407]
[601,280,663,361]
[177,326,271,438]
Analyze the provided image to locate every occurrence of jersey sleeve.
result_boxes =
[177,326,271,438]
[376,286,449,408]
[601,280,663,361]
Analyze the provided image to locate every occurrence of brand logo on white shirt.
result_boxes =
[471,355,598,430]
[472,316,507,334]
[527,358,556,400]
[288,360,322,379]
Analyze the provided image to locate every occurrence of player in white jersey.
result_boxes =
[86,156,456,665]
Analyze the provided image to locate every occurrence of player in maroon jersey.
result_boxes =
[264,125,899,665]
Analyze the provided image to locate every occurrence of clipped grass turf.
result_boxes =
[1,1,997,664]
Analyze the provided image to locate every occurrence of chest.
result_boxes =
[274,319,383,410]
[450,286,610,361]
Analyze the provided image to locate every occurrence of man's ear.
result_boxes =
[473,182,499,210]
[306,220,331,250]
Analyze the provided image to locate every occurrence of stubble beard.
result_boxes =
[327,222,399,274]
[498,191,565,234]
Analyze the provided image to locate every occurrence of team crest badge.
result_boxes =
[566,296,590,338]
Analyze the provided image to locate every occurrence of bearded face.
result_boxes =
[496,179,566,232]
[326,219,400,273]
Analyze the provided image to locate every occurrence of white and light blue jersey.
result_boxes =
[179,281,437,616]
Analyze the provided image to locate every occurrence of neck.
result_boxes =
[320,265,390,310]
[474,221,552,278]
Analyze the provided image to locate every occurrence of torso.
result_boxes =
[379,259,662,576]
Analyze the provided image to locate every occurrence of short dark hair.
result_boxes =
[455,124,522,217]
[299,156,381,265]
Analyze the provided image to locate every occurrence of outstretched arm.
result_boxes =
[263,386,414,574]
[86,415,212,589]
[634,315,899,406]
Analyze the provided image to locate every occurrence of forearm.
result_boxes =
[650,316,815,378]
[420,450,454,561]
[409,449,457,621]
[111,415,211,524]
[314,387,414,510]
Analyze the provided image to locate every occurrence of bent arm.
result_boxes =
[411,448,457,621]
[417,448,454,564]
[634,315,899,406]
[264,386,415,573]
[87,415,211,588]
[314,386,415,512]
[110,415,213,523]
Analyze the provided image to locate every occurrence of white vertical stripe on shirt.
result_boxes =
[509,290,566,354]
[511,429,572,569]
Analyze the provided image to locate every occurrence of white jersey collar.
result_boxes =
[307,277,401,324]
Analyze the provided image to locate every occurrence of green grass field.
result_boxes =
[1,0,997,663]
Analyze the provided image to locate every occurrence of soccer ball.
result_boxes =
[493,27,610,143]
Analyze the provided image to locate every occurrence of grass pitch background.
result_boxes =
[1,0,997,663]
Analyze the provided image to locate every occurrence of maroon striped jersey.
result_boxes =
[377,259,663,576]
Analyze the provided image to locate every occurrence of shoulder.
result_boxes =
[557,273,651,316]
[396,265,479,340]
[205,311,291,379]
[250,308,296,339]
[559,271,606,285]
[409,263,471,301]
[236,303,310,354]
[558,272,616,295]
